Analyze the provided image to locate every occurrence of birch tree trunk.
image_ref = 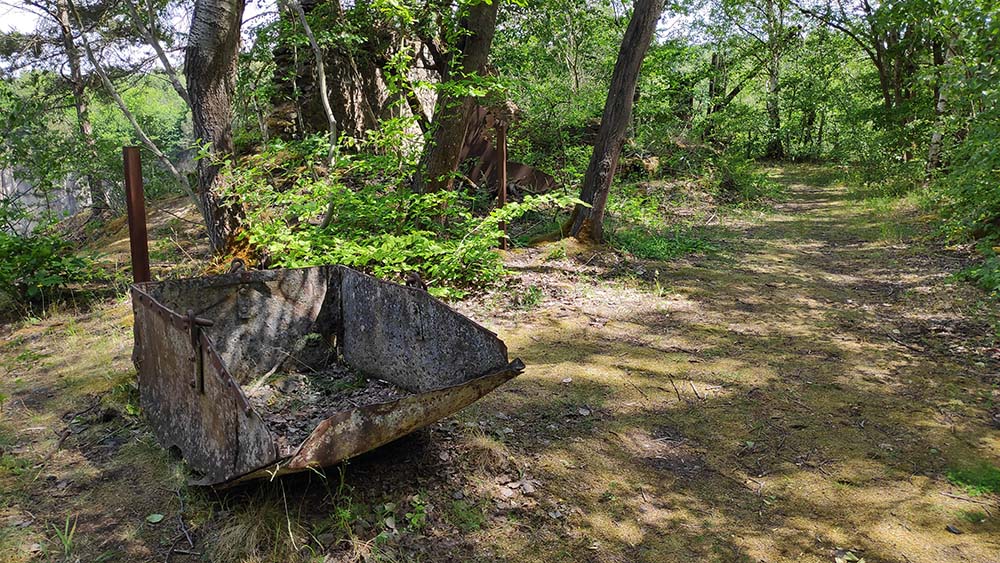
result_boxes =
[185,0,247,253]
[926,40,953,175]
[567,0,665,242]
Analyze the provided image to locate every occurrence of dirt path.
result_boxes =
[458,165,1000,562]
[1,166,998,562]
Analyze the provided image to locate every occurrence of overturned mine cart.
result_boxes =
[130,266,523,486]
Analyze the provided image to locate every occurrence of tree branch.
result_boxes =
[125,0,190,107]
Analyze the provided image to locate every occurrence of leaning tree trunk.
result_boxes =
[567,0,665,242]
[185,0,246,253]
[413,0,500,193]
[56,0,107,212]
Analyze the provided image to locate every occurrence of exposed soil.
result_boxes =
[1,165,998,563]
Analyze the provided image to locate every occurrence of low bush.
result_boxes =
[224,129,575,297]
[707,154,783,205]
[0,231,94,312]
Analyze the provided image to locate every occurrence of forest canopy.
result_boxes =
[0,0,998,297]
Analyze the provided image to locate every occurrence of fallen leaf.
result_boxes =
[146,513,164,524]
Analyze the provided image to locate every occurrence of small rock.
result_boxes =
[452,491,465,500]
[561,378,573,384]
[547,510,563,519]
[520,481,536,495]
[498,486,515,499]
[317,532,336,546]
[946,524,963,534]
[578,407,591,417]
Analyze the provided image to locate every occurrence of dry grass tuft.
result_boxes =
[459,428,513,473]
[207,485,316,563]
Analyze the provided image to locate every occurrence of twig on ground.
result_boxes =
[885,331,925,353]
[668,377,684,403]
[621,371,650,401]
[164,534,184,563]
[940,492,995,517]
[175,489,194,548]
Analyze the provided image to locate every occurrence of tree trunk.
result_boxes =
[762,0,784,160]
[567,0,665,242]
[926,40,951,175]
[55,0,107,212]
[413,0,500,193]
[185,0,246,253]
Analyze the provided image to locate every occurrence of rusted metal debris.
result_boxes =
[131,266,523,486]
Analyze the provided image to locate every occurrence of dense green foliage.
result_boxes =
[226,129,575,297]
[2,0,1000,301]
[0,73,190,212]
[0,231,93,311]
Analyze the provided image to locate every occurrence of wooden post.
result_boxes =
[496,121,508,250]
[123,146,151,283]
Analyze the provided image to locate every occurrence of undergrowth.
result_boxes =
[947,462,1000,496]
[611,228,717,261]
[224,126,575,298]
[0,229,96,316]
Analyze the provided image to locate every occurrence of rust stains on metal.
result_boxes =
[123,146,151,284]
[132,266,523,486]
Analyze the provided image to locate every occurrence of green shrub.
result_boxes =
[0,231,94,311]
[225,130,575,297]
[708,154,783,205]
[957,254,1000,295]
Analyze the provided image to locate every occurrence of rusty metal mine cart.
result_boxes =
[130,266,523,486]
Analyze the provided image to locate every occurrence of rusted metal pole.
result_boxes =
[496,121,508,250]
[123,146,151,283]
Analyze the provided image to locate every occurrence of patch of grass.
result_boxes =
[460,428,512,473]
[105,370,141,417]
[947,462,1000,496]
[959,509,988,524]
[611,228,717,261]
[50,514,78,559]
[544,243,567,261]
[510,285,543,310]
[0,453,32,478]
[447,500,486,532]
[207,485,318,563]
[0,524,40,563]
